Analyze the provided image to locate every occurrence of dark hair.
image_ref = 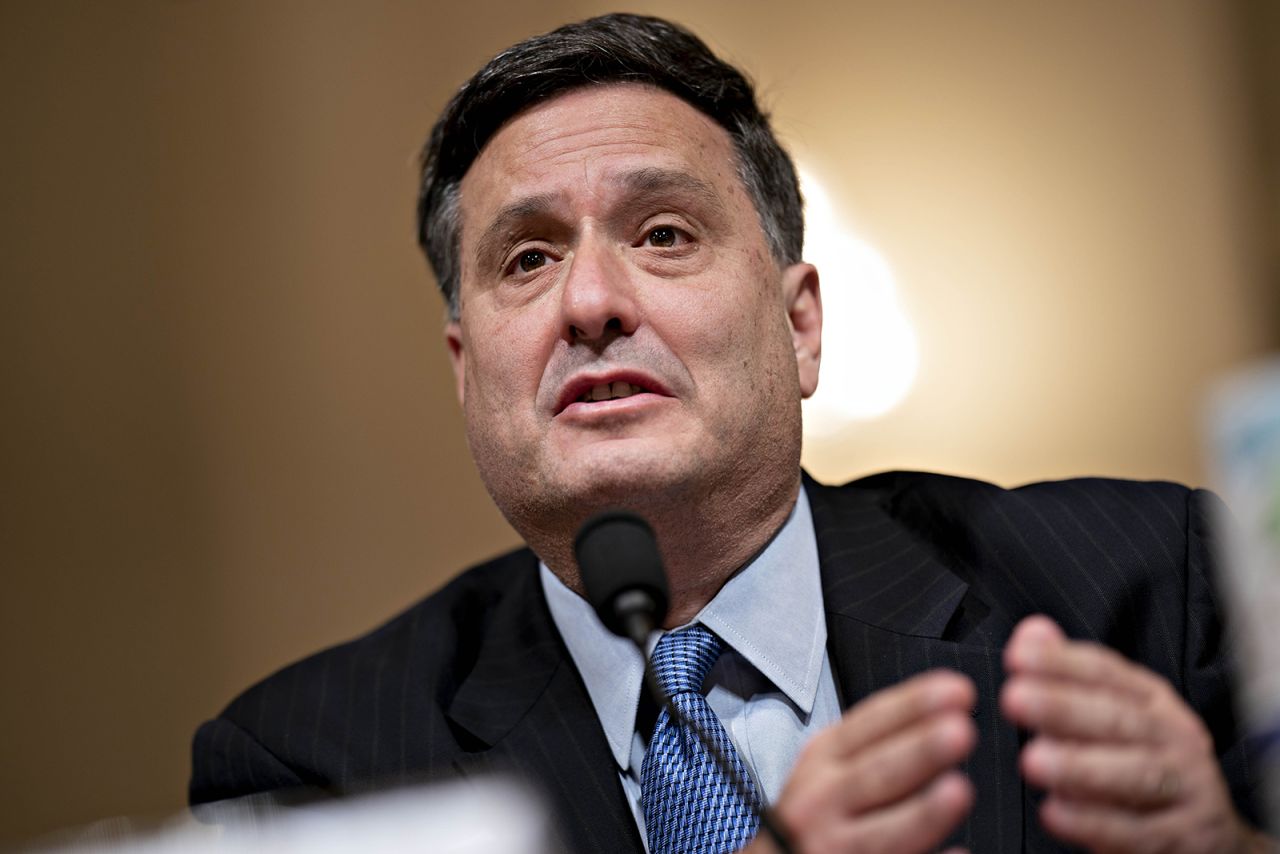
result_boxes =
[416,13,804,318]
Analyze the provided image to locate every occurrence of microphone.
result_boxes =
[575,510,670,645]
[574,510,794,854]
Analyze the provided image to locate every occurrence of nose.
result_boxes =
[559,238,638,344]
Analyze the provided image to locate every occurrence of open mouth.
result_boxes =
[577,381,647,404]
[555,372,671,416]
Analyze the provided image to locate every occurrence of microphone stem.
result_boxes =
[639,645,795,854]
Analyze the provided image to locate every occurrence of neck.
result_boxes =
[530,472,803,627]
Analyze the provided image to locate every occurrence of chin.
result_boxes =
[551,443,699,508]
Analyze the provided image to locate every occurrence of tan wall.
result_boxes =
[1,1,1275,845]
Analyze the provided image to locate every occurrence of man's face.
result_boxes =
[446,84,821,536]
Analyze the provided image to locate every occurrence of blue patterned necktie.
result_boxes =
[641,625,762,854]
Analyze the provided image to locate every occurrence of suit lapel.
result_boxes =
[446,555,642,854]
[440,474,1026,853]
[806,473,1025,853]
[805,472,970,639]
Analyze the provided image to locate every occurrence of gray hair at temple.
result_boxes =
[416,13,806,319]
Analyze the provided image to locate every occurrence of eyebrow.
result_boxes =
[470,167,728,271]
[472,193,560,273]
[617,167,724,217]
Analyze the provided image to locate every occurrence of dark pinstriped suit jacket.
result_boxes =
[190,471,1260,852]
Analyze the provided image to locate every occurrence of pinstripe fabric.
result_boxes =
[191,472,1260,853]
[805,472,1258,850]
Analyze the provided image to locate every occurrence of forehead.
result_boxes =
[457,84,747,231]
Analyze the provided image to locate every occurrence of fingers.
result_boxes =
[1021,737,1184,809]
[748,774,973,854]
[793,669,975,814]
[1037,791,1262,854]
[1001,617,1204,748]
[808,708,976,814]
[828,771,975,854]
[1001,674,1166,743]
[818,669,975,759]
[772,670,978,854]
[1037,796,1160,852]
[1001,615,1258,853]
[1005,617,1161,700]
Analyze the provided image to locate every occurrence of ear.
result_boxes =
[782,262,822,399]
[444,320,466,406]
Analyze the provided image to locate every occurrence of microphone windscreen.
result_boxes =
[574,510,669,637]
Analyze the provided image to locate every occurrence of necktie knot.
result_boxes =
[650,624,723,699]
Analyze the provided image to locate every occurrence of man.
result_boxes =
[191,14,1270,852]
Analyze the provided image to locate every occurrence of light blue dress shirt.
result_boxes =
[540,487,842,846]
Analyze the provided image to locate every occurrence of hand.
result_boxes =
[744,670,977,854]
[1001,615,1267,853]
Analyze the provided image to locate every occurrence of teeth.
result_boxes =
[580,381,642,403]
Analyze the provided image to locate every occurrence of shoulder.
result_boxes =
[810,467,1201,510]
[808,471,1254,817]
[807,468,1214,556]
[806,470,1225,657]
[191,546,541,803]
[228,546,540,711]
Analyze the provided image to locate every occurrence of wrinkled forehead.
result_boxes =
[456,84,750,241]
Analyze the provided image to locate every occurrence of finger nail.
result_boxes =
[1024,740,1059,779]
[927,672,969,707]
[1013,642,1044,669]
[1004,680,1037,716]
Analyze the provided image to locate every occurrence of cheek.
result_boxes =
[462,312,551,410]
[667,280,782,369]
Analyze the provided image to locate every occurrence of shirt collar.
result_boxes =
[540,485,826,771]
[541,561,647,771]
[696,486,826,713]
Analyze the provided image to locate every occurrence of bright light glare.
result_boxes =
[798,169,918,435]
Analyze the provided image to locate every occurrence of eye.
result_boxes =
[517,250,547,272]
[645,226,679,248]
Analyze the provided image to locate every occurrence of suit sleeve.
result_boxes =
[189,716,305,806]
[1184,488,1263,826]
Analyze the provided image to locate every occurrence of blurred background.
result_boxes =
[2,0,1277,846]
